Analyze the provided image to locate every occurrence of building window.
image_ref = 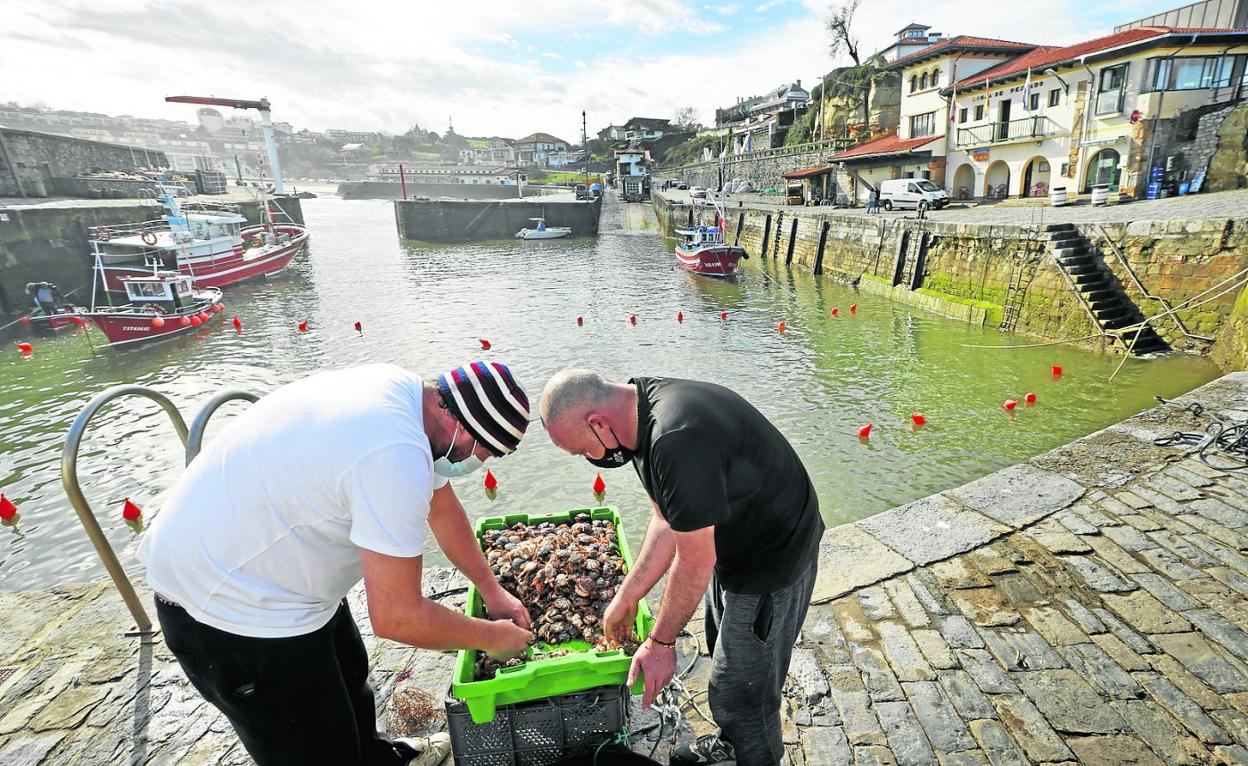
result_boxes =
[1095,63,1129,115]
[958,107,968,124]
[910,75,917,92]
[920,72,929,89]
[974,104,984,121]
[1144,54,1247,92]
[1029,92,1040,111]
[1048,89,1061,107]
[908,111,936,138]
[930,69,939,87]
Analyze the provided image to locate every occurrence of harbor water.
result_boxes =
[0,195,1220,589]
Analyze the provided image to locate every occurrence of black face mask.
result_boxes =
[586,424,635,469]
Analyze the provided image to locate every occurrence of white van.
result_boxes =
[878,178,950,211]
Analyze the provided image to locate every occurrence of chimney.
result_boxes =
[795,79,801,88]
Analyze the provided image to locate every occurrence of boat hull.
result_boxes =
[83,292,224,347]
[27,313,81,334]
[516,228,571,239]
[98,225,308,292]
[675,245,747,278]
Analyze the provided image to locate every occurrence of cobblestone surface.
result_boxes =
[660,188,1248,226]
[1,372,1247,764]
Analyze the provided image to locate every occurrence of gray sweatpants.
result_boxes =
[704,558,818,766]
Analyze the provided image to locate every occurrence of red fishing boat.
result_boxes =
[79,266,224,347]
[88,193,308,293]
[674,222,748,278]
[21,282,84,334]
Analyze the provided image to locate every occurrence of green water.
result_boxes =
[0,197,1220,589]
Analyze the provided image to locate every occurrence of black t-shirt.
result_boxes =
[630,377,824,594]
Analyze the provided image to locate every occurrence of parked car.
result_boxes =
[574,184,590,200]
[690,186,708,199]
[675,180,689,190]
[878,178,949,211]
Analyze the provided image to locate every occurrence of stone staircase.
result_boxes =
[1045,223,1170,355]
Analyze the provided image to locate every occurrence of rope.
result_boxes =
[959,332,1107,350]
[1152,397,1248,471]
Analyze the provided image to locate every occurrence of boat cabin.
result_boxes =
[121,272,194,307]
[676,225,726,249]
[183,213,246,241]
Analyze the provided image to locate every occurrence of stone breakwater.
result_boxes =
[2,372,1248,763]
[655,191,1248,369]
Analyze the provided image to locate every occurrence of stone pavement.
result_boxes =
[659,187,1248,226]
[2,372,1248,764]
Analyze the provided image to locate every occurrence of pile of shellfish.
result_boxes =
[474,514,636,680]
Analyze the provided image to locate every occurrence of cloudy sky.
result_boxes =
[1,0,1182,140]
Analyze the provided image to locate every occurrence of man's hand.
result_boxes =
[482,619,533,662]
[482,585,532,630]
[603,590,639,642]
[628,640,676,711]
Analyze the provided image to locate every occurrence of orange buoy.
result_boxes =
[19,316,31,326]
[298,320,309,332]
[232,315,242,330]
[189,315,202,327]
[858,423,873,438]
[198,312,210,323]
[677,311,684,323]
[479,339,492,350]
[629,315,637,326]
[122,498,142,521]
[1051,365,1063,376]
[593,473,606,495]
[1024,392,1037,404]
[151,316,166,329]
[720,311,728,321]
[778,321,786,333]
[71,315,86,326]
[483,469,498,491]
[180,316,191,327]
[1004,399,1019,411]
[576,316,584,326]
[16,342,33,356]
[911,414,926,426]
[0,494,16,521]
[354,321,362,332]
[850,304,858,314]
[831,307,839,317]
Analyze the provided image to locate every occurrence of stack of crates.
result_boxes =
[445,508,653,764]
[195,169,228,195]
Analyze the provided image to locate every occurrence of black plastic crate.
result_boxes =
[447,684,629,766]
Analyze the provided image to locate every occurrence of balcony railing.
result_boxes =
[956,116,1060,148]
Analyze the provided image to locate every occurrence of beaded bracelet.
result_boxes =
[648,635,677,648]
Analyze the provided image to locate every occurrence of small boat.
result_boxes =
[675,221,748,278]
[79,265,223,347]
[22,282,84,334]
[515,218,571,240]
[89,193,308,293]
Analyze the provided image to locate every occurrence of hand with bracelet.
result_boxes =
[627,631,678,711]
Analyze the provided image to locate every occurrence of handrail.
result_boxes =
[666,135,857,171]
[186,390,259,465]
[1045,240,1115,345]
[61,385,190,635]
[957,116,1061,148]
[1092,223,1213,343]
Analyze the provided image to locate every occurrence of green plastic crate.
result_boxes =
[450,507,654,724]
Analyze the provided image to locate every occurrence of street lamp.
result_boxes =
[1043,68,1070,95]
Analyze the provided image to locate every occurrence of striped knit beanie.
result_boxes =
[436,361,531,456]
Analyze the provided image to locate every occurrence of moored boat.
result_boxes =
[89,194,308,292]
[515,218,571,240]
[675,224,748,278]
[80,268,224,347]
[22,282,84,334]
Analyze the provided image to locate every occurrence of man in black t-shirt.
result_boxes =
[541,370,823,766]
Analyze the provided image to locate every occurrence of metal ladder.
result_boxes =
[998,254,1038,332]
[62,387,259,635]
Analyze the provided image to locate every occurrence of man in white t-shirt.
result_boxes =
[139,361,534,766]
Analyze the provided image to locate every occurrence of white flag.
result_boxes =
[1022,68,1033,111]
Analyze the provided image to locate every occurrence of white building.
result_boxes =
[369,163,518,184]
[512,133,570,167]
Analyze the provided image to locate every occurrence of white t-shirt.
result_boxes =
[138,364,449,638]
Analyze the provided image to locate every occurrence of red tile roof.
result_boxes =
[782,165,835,179]
[886,35,1038,70]
[514,132,568,145]
[829,132,942,161]
[946,26,1248,91]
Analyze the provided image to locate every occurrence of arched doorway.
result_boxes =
[1084,148,1121,193]
[951,164,975,200]
[1022,157,1051,197]
[985,161,1010,199]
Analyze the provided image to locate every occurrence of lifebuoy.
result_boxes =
[141,230,158,246]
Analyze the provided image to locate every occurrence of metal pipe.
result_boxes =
[186,390,259,465]
[62,385,190,634]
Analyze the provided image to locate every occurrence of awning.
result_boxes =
[782,165,835,179]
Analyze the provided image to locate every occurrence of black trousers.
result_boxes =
[156,597,416,766]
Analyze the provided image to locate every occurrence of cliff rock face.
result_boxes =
[1205,102,1248,192]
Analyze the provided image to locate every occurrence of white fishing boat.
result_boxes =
[515,218,571,240]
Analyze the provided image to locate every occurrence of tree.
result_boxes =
[825,0,889,138]
[826,0,862,66]
[673,106,701,133]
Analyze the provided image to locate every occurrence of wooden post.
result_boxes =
[760,214,772,256]
[785,217,798,265]
[734,212,745,246]
[399,163,408,200]
[814,220,829,275]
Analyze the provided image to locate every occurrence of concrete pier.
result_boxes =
[3,372,1248,763]
[394,195,602,243]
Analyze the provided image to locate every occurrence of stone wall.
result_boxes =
[670,142,840,192]
[654,194,1248,366]
[337,181,560,201]
[0,128,168,198]
[394,197,601,243]
[1205,101,1248,192]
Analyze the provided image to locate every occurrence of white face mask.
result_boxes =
[433,424,485,478]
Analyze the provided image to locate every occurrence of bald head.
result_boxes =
[540,369,638,458]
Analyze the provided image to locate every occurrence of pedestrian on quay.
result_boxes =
[139,362,535,766]
[540,370,823,766]
[866,184,880,214]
